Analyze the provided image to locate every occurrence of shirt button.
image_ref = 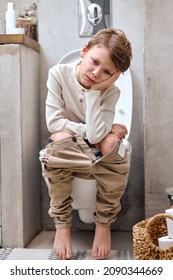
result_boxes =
[72,136,77,142]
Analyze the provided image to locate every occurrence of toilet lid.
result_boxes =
[58,50,132,140]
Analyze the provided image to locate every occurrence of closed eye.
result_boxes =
[104,69,111,75]
[92,58,98,65]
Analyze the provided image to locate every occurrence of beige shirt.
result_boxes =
[46,63,120,144]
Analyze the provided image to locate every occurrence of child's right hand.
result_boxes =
[91,71,121,91]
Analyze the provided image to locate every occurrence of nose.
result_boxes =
[92,67,101,78]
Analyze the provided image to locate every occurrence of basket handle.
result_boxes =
[146,213,173,231]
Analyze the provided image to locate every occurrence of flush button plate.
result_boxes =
[78,0,111,37]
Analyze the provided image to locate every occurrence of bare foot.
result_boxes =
[54,228,72,260]
[92,226,111,259]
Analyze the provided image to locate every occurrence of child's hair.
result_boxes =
[87,28,132,73]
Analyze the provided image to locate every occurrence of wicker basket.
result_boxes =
[133,213,173,260]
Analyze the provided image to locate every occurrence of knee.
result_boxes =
[99,133,120,155]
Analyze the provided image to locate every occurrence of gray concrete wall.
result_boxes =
[0,44,41,247]
[144,0,173,216]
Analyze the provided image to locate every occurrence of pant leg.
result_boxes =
[46,170,74,229]
[91,141,130,227]
[40,135,95,229]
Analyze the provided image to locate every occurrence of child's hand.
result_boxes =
[91,71,121,91]
[111,123,128,139]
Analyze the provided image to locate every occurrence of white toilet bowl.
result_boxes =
[40,50,133,224]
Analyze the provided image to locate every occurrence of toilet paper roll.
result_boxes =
[165,209,173,238]
[158,235,173,248]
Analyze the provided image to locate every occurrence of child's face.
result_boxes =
[76,45,118,89]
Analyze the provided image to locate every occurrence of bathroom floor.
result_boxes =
[4,231,134,260]
[27,230,133,251]
[0,230,134,260]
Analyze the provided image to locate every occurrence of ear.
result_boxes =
[80,44,88,58]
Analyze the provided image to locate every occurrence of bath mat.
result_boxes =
[0,248,134,260]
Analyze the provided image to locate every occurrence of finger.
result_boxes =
[110,71,121,83]
[115,124,128,134]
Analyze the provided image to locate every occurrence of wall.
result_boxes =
[0,44,40,247]
[144,0,173,216]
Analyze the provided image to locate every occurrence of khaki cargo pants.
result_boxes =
[40,135,130,229]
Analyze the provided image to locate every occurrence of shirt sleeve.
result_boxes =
[45,67,87,138]
[84,86,120,144]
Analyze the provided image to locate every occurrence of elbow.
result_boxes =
[87,133,103,145]
[87,126,111,144]
[46,120,56,134]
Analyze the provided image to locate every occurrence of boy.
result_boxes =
[40,28,132,260]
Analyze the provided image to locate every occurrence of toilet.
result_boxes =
[40,50,133,224]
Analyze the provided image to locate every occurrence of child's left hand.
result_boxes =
[91,71,121,91]
[111,123,128,139]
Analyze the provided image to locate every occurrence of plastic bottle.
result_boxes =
[5,2,16,34]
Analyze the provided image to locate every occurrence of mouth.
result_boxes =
[86,75,96,84]
[85,75,96,84]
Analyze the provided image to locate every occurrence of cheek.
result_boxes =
[82,57,93,70]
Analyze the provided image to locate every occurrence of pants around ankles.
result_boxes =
[40,135,130,229]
